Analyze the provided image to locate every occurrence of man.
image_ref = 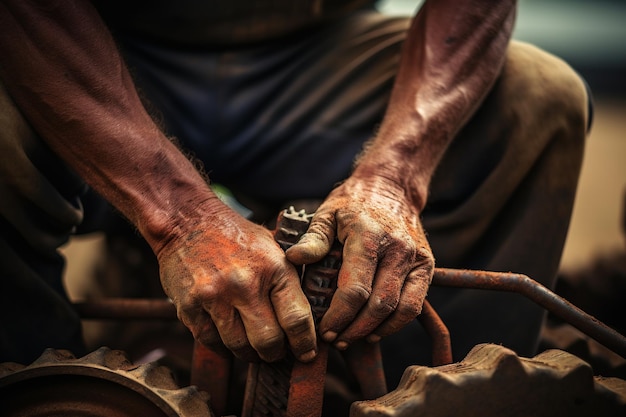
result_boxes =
[0,0,589,385]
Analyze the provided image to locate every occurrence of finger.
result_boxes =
[332,250,408,347]
[271,268,318,362]
[238,302,287,363]
[178,306,229,354]
[318,231,378,343]
[285,211,336,265]
[208,304,260,362]
[367,259,433,342]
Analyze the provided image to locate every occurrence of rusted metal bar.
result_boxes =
[285,344,330,417]
[71,271,626,366]
[190,341,232,417]
[243,356,292,417]
[243,207,336,417]
[417,300,453,366]
[341,341,387,399]
[431,268,626,359]
[72,298,176,320]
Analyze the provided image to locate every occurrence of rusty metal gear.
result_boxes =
[351,343,626,417]
[0,347,214,417]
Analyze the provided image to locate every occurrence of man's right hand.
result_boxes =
[155,200,318,363]
[0,0,316,364]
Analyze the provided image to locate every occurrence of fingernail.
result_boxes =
[367,334,381,343]
[299,350,317,362]
[322,331,337,342]
[335,340,349,351]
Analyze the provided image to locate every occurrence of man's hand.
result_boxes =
[286,175,434,349]
[156,201,317,363]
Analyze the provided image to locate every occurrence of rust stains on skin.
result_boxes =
[286,173,434,351]
[156,199,318,364]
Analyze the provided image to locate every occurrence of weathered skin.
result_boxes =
[0,0,516,360]
[286,0,516,348]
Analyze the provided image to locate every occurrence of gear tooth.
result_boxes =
[102,348,134,371]
[78,347,134,371]
[533,348,592,372]
[460,343,519,371]
[1,348,214,416]
[31,348,76,365]
[127,362,153,380]
[491,348,527,378]
[0,362,25,378]
[77,346,108,365]
[596,376,626,399]
[132,361,179,390]
[529,348,595,389]
[165,386,215,417]
[352,344,626,417]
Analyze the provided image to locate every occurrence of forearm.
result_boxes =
[354,0,516,210]
[0,0,218,251]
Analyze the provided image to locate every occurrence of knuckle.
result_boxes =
[368,295,398,319]
[193,284,221,301]
[308,212,335,235]
[282,311,313,337]
[337,283,371,306]
[361,228,384,246]
[254,333,286,362]
[415,262,435,284]
[381,232,419,261]
[396,300,422,321]
[417,246,435,266]
[226,336,252,356]
[257,333,284,352]
[224,270,255,294]
[408,247,435,277]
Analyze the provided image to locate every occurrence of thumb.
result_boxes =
[285,217,335,265]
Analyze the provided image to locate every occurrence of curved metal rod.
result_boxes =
[431,268,626,359]
[72,268,626,360]
[417,300,453,366]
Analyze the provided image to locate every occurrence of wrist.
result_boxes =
[351,159,429,212]
[137,185,233,256]
[353,124,431,211]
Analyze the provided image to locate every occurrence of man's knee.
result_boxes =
[502,41,591,143]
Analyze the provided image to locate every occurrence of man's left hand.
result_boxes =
[286,175,434,349]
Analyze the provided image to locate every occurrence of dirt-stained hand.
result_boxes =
[156,201,317,363]
[286,175,434,349]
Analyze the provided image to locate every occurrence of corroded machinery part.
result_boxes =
[0,347,214,417]
[351,343,626,417]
